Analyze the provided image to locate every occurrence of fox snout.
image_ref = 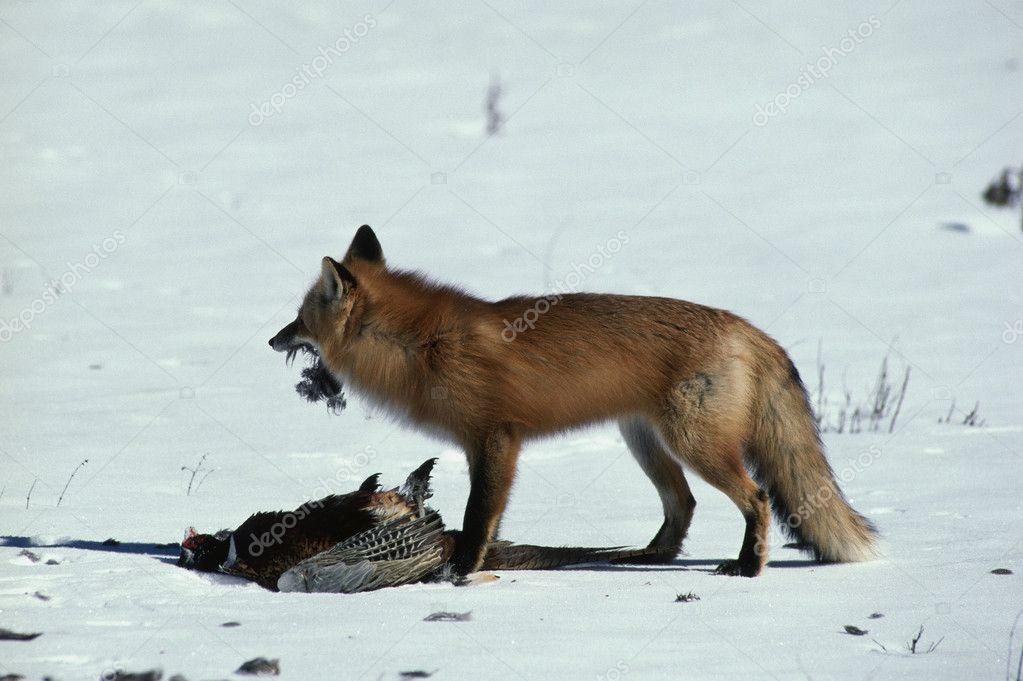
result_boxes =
[268,327,290,351]
[269,318,309,352]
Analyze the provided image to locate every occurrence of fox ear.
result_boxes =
[344,225,384,264]
[321,256,357,301]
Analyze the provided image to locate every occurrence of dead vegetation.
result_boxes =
[1010,610,1023,681]
[181,452,215,496]
[57,458,88,507]
[485,73,504,136]
[872,625,944,655]
[938,398,986,427]
[811,343,910,435]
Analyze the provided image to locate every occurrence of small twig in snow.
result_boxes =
[1007,609,1023,681]
[26,479,37,509]
[181,453,215,495]
[484,74,504,136]
[888,366,910,433]
[56,459,88,507]
[962,401,985,427]
[939,398,956,424]
[906,625,943,654]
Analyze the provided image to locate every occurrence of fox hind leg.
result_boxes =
[655,373,771,577]
[619,417,696,563]
[658,422,769,576]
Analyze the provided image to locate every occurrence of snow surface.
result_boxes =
[2,1,1022,679]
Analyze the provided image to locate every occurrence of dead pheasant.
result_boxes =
[179,459,657,592]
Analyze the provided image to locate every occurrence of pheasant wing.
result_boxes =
[278,511,447,593]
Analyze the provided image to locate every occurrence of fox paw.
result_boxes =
[450,543,485,577]
[713,559,760,578]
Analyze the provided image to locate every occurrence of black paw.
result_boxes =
[450,540,484,577]
[713,559,760,577]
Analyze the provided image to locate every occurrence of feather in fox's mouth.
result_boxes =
[285,343,347,414]
[284,342,317,367]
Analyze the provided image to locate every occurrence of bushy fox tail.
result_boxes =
[745,339,878,563]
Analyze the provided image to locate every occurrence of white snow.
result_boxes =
[2,1,1022,679]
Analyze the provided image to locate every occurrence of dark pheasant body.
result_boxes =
[179,463,431,591]
[208,498,377,590]
[179,459,656,593]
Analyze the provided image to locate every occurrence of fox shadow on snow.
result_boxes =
[0,535,818,574]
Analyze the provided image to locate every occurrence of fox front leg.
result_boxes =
[451,429,521,575]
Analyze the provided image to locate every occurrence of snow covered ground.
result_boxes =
[2,1,1021,679]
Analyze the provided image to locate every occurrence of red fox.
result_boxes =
[269,225,878,577]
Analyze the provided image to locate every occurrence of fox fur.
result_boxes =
[269,225,878,577]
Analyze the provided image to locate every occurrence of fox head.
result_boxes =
[268,225,384,366]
